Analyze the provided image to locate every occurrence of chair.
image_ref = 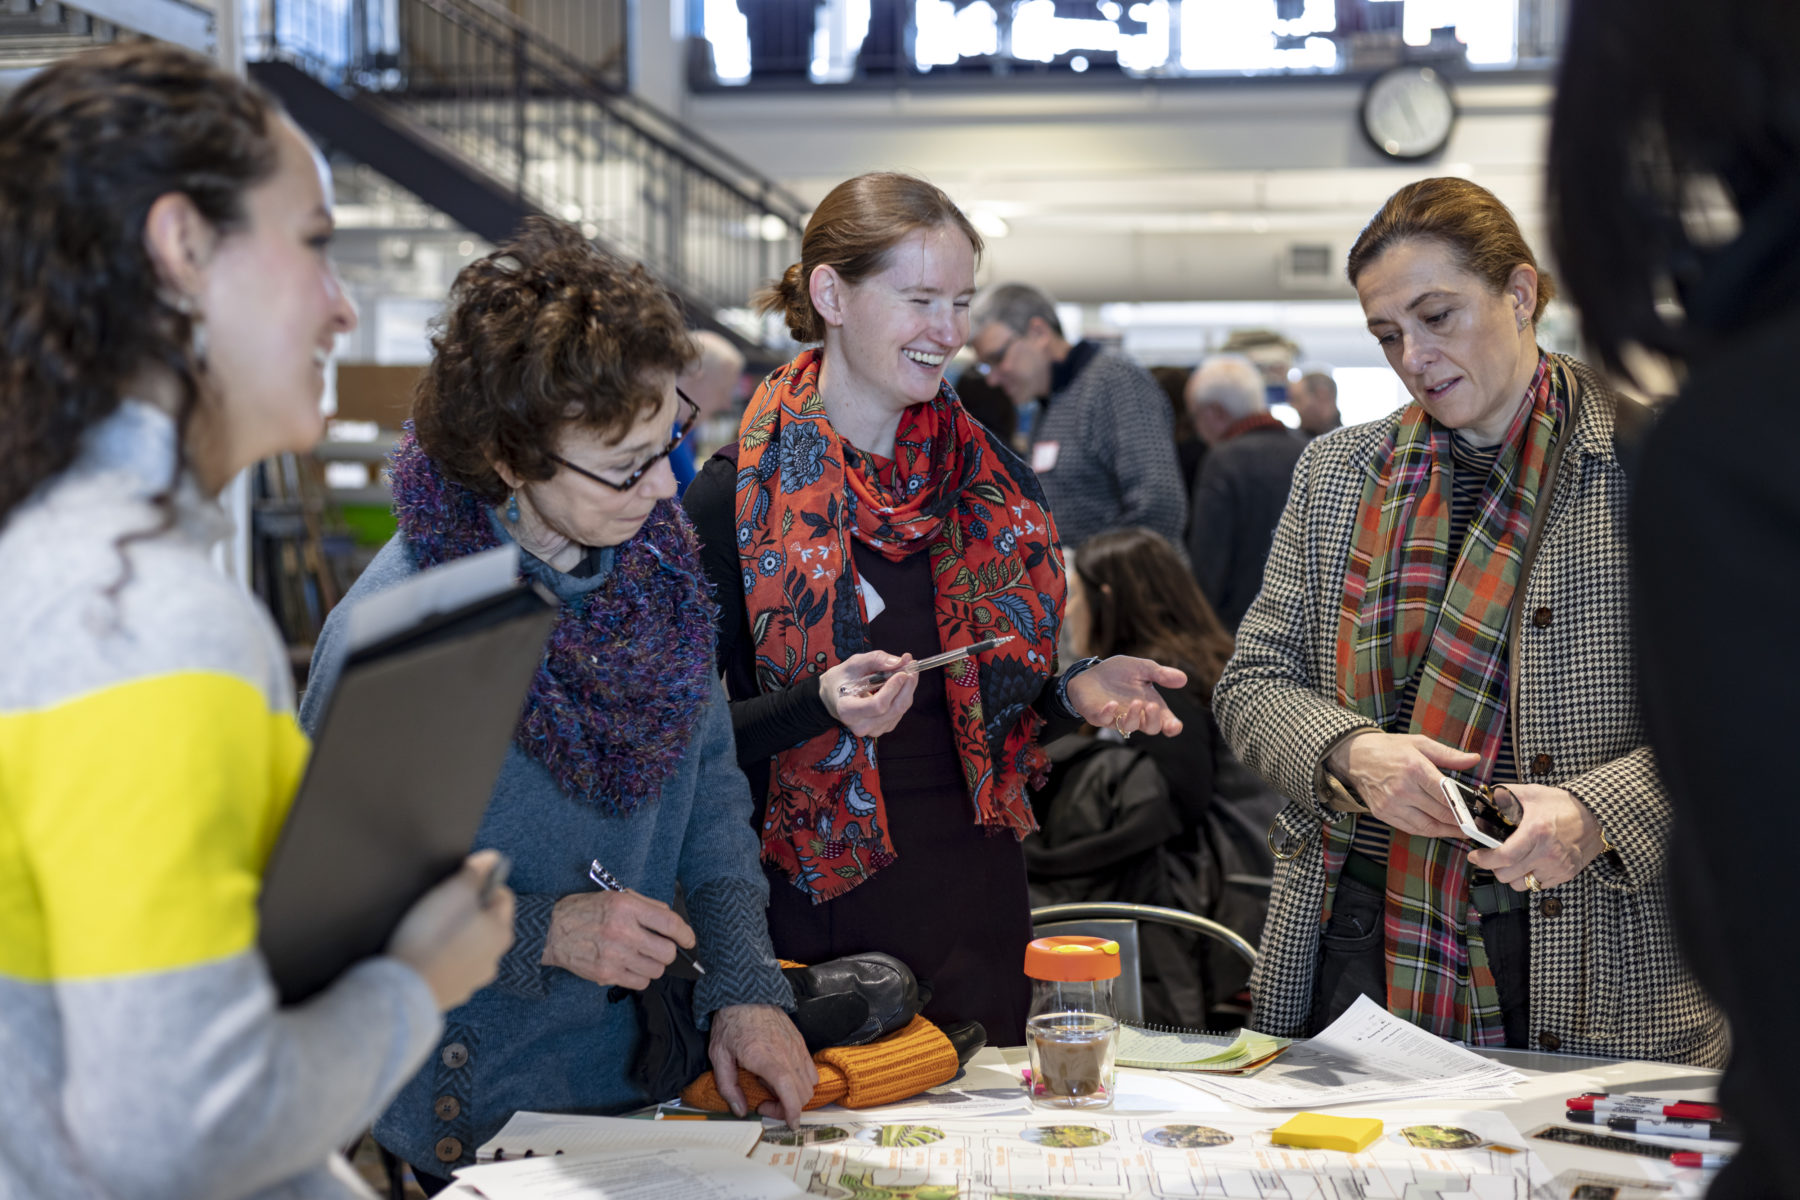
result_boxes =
[1029,901,1257,1026]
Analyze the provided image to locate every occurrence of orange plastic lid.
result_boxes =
[1023,935,1122,982]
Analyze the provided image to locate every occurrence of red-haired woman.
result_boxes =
[685,173,1186,1045]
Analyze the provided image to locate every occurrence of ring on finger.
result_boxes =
[1525,872,1541,892]
[1113,712,1128,734]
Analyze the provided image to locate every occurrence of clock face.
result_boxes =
[1361,66,1456,160]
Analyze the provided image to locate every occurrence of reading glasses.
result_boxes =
[550,389,699,492]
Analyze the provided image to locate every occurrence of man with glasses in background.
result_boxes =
[969,283,1185,548]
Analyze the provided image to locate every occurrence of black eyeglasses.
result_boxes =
[974,331,1020,377]
[550,390,699,492]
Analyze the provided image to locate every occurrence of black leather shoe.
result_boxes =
[936,1019,988,1067]
[782,952,922,1047]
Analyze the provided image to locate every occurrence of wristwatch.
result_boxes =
[1054,656,1103,720]
[1321,767,1372,815]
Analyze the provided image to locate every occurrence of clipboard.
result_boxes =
[258,551,558,1004]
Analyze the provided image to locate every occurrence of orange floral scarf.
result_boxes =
[734,348,1065,903]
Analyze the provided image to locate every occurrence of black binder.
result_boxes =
[258,576,557,1004]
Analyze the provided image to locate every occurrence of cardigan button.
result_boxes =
[1532,606,1553,628]
[441,1042,469,1069]
[1538,1031,1562,1052]
[1530,753,1554,776]
[435,1136,464,1163]
[1540,896,1563,918]
[434,1095,461,1121]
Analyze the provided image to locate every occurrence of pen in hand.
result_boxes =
[588,859,706,976]
[837,635,1016,698]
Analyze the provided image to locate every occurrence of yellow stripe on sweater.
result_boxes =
[0,671,309,981]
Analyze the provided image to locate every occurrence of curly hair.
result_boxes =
[0,42,280,530]
[754,172,983,344]
[413,218,698,502]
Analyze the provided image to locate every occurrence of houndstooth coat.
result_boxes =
[1212,355,1726,1067]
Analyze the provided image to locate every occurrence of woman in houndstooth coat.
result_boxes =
[1212,179,1724,1066]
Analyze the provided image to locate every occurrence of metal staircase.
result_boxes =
[250,0,806,344]
[2,0,806,347]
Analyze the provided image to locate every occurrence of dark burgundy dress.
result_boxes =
[684,447,1060,1046]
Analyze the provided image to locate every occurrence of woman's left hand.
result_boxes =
[1064,656,1190,737]
[1468,784,1608,891]
[708,1003,818,1126]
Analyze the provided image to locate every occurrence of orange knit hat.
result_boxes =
[680,1014,960,1113]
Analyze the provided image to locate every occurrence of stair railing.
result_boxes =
[253,0,805,319]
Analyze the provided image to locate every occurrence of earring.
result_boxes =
[1517,313,1528,331]
[506,492,520,523]
[171,293,207,365]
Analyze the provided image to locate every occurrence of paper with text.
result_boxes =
[455,1147,807,1200]
[1175,995,1526,1109]
[476,1112,763,1163]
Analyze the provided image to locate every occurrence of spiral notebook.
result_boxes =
[475,1112,765,1163]
[1115,1023,1291,1072]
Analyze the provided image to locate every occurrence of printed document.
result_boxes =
[1177,995,1526,1109]
[454,1147,806,1200]
[475,1111,764,1162]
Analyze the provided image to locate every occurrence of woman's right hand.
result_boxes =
[818,650,918,738]
[541,890,697,991]
[387,849,516,1012]
[1325,731,1480,838]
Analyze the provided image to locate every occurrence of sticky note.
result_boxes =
[1270,1113,1383,1153]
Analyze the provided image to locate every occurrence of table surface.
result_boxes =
[967,1041,1724,1190]
[438,1044,1726,1197]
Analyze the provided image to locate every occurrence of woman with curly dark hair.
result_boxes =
[683,172,1187,1047]
[302,217,814,1192]
[0,43,514,1200]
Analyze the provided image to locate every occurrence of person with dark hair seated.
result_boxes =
[303,219,815,1193]
[1548,2,1800,1191]
[1025,527,1278,1026]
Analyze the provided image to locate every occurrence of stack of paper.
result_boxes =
[1176,995,1526,1109]
[1114,1027,1291,1072]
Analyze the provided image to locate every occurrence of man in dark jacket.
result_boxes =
[1184,354,1305,630]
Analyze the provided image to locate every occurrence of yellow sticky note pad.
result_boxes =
[1270,1113,1383,1153]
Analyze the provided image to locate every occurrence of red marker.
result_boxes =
[1671,1152,1732,1170]
[1566,1093,1722,1122]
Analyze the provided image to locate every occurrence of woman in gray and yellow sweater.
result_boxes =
[0,45,513,1200]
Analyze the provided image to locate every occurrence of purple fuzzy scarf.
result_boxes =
[388,431,716,815]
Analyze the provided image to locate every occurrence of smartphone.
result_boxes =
[1439,779,1520,848]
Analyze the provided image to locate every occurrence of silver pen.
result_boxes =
[836,635,1016,698]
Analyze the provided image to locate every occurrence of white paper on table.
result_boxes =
[751,1107,1550,1199]
[475,1112,763,1162]
[453,1147,807,1200]
[797,1086,1033,1124]
[1176,995,1526,1110]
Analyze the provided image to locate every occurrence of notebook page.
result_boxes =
[476,1112,763,1162]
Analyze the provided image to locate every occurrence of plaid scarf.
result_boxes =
[1326,354,1567,1044]
[734,348,1064,903]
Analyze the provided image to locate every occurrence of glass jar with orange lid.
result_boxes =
[1023,935,1121,1109]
